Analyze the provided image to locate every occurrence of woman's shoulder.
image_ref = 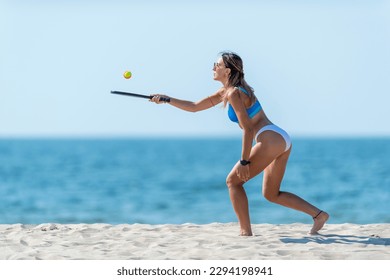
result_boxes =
[215,86,237,98]
[226,86,240,95]
[225,87,243,100]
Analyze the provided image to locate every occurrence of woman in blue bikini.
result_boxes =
[151,52,329,236]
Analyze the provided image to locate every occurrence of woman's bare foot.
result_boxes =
[310,211,329,234]
[240,229,253,236]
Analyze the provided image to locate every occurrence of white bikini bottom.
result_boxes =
[255,124,292,152]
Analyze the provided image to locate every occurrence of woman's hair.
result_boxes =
[220,51,256,106]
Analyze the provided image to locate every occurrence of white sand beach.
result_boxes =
[0,223,388,260]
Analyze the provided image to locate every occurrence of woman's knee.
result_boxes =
[226,174,242,189]
[226,175,234,188]
[262,189,279,203]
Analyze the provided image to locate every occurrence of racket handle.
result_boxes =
[159,96,171,103]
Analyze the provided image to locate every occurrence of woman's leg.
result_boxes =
[225,175,252,236]
[262,146,329,234]
[226,130,288,236]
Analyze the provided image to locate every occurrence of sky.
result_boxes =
[1,0,390,138]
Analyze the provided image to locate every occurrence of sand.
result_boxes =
[0,223,389,260]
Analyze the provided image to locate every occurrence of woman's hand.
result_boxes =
[236,163,250,182]
[150,94,170,104]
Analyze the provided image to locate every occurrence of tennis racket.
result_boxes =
[110,91,170,102]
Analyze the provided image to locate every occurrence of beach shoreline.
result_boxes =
[0,223,389,260]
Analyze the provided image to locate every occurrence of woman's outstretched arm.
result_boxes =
[151,88,223,112]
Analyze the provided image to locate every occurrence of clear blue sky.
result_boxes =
[1,0,389,138]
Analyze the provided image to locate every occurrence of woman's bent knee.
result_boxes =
[226,176,234,188]
[263,191,279,203]
[226,175,242,189]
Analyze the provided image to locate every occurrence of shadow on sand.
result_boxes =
[280,233,390,246]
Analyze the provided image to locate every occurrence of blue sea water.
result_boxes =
[0,138,389,225]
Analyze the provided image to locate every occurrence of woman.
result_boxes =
[151,52,329,236]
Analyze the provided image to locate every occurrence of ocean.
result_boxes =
[0,138,389,225]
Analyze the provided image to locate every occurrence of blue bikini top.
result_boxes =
[228,87,262,123]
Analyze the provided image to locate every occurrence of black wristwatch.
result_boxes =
[240,159,251,166]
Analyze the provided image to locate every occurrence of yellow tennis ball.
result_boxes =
[123,71,132,79]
